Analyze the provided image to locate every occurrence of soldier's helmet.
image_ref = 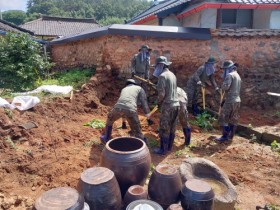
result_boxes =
[139,45,152,52]
[221,60,235,69]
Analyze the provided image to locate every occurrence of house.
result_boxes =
[0,19,34,35]
[20,14,101,40]
[127,0,280,29]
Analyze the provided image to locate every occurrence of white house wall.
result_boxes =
[253,9,271,29]
[181,9,217,28]
[270,10,280,29]
[163,14,181,26]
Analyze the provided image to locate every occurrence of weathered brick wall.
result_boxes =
[51,34,280,109]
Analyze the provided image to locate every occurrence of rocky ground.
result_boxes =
[0,74,279,210]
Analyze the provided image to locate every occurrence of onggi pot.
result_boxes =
[100,136,151,197]
[148,164,182,209]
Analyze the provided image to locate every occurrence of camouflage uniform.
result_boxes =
[216,60,241,142]
[187,65,218,105]
[131,47,151,93]
[177,87,190,128]
[218,71,241,125]
[157,68,180,139]
[177,87,192,145]
[103,83,150,141]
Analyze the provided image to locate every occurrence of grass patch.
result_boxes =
[271,140,280,155]
[175,147,191,157]
[42,67,96,89]
[84,119,105,129]
[4,108,13,119]
[147,137,159,148]
[4,136,17,150]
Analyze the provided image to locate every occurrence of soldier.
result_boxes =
[100,79,151,143]
[131,45,152,93]
[177,87,191,147]
[186,57,220,116]
[152,56,180,155]
[216,60,241,142]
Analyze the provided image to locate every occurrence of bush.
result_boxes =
[0,33,52,92]
[191,111,216,130]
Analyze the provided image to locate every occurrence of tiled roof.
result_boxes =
[0,19,33,34]
[20,15,100,37]
[227,0,280,3]
[212,28,280,37]
[127,0,190,24]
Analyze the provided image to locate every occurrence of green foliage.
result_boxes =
[84,119,105,129]
[276,111,280,118]
[4,109,13,119]
[191,111,216,130]
[271,140,280,154]
[26,0,152,25]
[0,33,52,92]
[42,68,96,89]
[175,147,190,157]
[2,10,27,25]
[147,137,159,148]
[266,204,280,210]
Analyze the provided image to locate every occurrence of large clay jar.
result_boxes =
[148,164,182,209]
[123,185,148,207]
[35,187,88,210]
[100,136,151,197]
[80,167,122,210]
[181,179,214,210]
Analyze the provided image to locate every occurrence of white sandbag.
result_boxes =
[18,85,73,95]
[11,96,40,111]
[0,97,14,109]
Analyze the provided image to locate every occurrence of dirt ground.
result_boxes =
[0,77,279,210]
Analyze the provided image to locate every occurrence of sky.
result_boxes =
[0,0,159,12]
[1,0,28,12]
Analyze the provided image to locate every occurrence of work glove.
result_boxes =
[197,81,205,88]
[147,119,154,126]
[215,87,221,94]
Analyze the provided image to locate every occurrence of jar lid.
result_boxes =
[81,167,114,185]
[181,179,214,201]
[35,187,84,210]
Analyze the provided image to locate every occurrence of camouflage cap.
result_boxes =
[206,56,216,64]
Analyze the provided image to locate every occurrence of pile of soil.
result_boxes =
[0,74,279,210]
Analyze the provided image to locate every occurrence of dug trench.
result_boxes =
[0,73,279,210]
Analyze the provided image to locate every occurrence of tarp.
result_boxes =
[17,85,73,95]
[0,96,40,111]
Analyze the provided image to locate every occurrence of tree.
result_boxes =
[0,33,52,92]
[25,0,152,24]
[2,10,27,25]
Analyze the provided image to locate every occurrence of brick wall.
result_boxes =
[51,34,280,109]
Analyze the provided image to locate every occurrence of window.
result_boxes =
[222,9,237,24]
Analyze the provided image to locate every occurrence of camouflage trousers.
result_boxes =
[106,107,145,140]
[178,103,190,128]
[186,80,199,105]
[159,105,179,138]
[218,102,240,126]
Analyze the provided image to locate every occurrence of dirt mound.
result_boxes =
[0,73,280,210]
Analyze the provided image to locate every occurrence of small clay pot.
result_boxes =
[80,167,122,210]
[181,179,214,210]
[123,185,148,207]
[148,164,182,209]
